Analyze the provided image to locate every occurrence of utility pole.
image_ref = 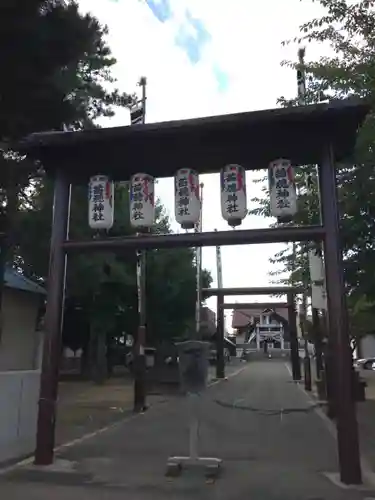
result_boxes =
[216,236,223,289]
[288,291,301,381]
[296,47,312,392]
[132,76,148,413]
[194,182,204,339]
[215,230,225,378]
[305,172,324,381]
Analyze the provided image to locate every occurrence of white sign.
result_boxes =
[88,175,114,230]
[130,173,155,228]
[220,164,247,227]
[311,283,328,310]
[308,247,325,283]
[268,159,297,219]
[174,168,200,229]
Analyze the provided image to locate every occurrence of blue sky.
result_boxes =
[79,0,326,328]
[144,0,227,91]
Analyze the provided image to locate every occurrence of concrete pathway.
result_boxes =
[2,360,375,500]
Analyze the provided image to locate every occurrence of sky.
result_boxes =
[78,0,327,330]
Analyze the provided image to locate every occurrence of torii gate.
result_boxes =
[18,98,369,484]
[202,286,303,382]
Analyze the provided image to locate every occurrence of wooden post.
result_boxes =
[34,169,71,465]
[216,294,225,379]
[319,146,361,485]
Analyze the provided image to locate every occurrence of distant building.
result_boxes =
[232,303,289,349]
[232,304,288,334]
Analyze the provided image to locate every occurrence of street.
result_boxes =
[1,359,374,499]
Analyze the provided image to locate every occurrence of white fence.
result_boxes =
[0,370,40,464]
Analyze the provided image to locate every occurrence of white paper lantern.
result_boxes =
[174,168,200,229]
[88,175,114,230]
[130,173,155,228]
[268,159,297,220]
[220,164,247,227]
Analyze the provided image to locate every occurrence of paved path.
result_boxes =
[2,360,374,499]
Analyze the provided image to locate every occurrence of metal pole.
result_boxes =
[34,169,71,465]
[306,171,325,382]
[194,183,204,339]
[287,292,301,381]
[216,293,225,379]
[296,46,313,392]
[215,228,225,377]
[319,146,362,485]
[300,299,312,391]
[312,308,324,378]
[215,232,223,289]
[188,393,199,460]
[311,178,333,410]
[134,76,148,412]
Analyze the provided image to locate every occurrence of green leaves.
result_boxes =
[17,180,212,345]
[252,1,375,333]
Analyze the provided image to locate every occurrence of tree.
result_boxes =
[0,0,135,339]
[16,180,212,381]
[250,0,375,343]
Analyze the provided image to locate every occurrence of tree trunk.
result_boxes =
[0,168,19,342]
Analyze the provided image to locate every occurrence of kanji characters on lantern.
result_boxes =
[220,164,247,227]
[174,169,200,229]
[130,173,155,228]
[268,158,297,220]
[88,175,114,230]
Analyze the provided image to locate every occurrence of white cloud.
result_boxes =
[79,0,326,326]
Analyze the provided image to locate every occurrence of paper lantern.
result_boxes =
[88,175,114,230]
[268,159,297,220]
[174,168,200,229]
[220,164,247,227]
[130,173,155,228]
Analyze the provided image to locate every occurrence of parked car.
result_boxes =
[354,357,375,370]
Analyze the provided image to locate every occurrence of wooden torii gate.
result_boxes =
[18,98,369,484]
[202,286,303,381]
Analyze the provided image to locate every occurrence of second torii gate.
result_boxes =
[202,286,303,381]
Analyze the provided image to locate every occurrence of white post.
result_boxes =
[188,393,199,460]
